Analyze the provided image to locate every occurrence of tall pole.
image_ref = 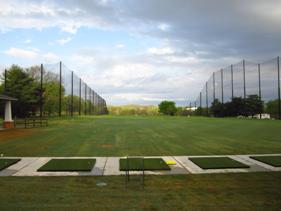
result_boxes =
[213,72,215,102]
[71,71,73,117]
[40,64,43,117]
[79,78,81,115]
[243,59,246,99]
[92,91,95,115]
[206,82,208,116]
[277,56,281,119]
[84,84,87,115]
[4,69,7,94]
[89,89,92,115]
[93,91,95,114]
[59,61,62,116]
[258,64,262,119]
[199,92,202,111]
[231,64,234,99]
[221,69,224,104]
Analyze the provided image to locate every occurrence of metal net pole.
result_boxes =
[59,61,62,117]
[243,59,246,99]
[277,56,281,119]
[40,64,43,117]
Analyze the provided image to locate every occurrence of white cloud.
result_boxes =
[1,1,281,105]
[60,25,79,34]
[43,53,59,63]
[157,23,170,31]
[4,47,38,59]
[147,47,175,55]
[56,37,72,45]
[165,56,199,65]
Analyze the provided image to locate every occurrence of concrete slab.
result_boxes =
[230,155,269,172]
[0,154,280,177]
[0,157,35,176]
[13,157,50,176]
[103,157,124,176]
[237,155,281,172]
[91,157,107,176]
[13,157,99,177]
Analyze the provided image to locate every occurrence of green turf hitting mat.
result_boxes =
[37,159,96,172]
[119,158,170,171]
[250,156,281,167]
[189,157,249,169]
[0,159,21,171]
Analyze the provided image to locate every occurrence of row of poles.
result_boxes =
[189,56,281,119]
[4,61,107,117]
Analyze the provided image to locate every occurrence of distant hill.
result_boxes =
[107,104,158,116]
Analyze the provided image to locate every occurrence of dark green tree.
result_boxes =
[224,97,245,116]
[26,66,63,116]
[158,101,177,116]
[210,99,224,117]
[0,65,41,117]
[244,95,263,117]
[266,99,279,118]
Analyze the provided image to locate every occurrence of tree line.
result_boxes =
[0,65,100,118]
[195,95,279,118]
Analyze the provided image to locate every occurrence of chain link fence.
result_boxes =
[0,62,108,118]
[193,57,281,119]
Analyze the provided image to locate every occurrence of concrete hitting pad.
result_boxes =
[103,157,124,176]
[237,154,281,172]
[0,157,35,176]
[91,157,107,176]
[0,154,280,177]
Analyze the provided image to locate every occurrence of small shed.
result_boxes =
[0,94,17,129]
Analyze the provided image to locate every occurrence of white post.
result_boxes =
[4,100,13,122]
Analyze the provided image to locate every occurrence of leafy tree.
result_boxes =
[266,99,279,118]
[26,66,63,116]
[158,101,177,116]
[194,107,203,116]
[224,97,245,116]
[244,95,263,117]
[210,99,224,117]
[0,65,41,117]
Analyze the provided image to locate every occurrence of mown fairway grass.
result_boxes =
[1,116,281,210]
[0,115,281,156]
[0,172,280,210]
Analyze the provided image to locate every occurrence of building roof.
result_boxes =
[0,94,17,101]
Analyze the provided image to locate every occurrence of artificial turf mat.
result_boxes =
[250,156,281,167]
[119,158,170,171]
[37,159,96,172]
[189,157,249,169]
[0,159,21,171]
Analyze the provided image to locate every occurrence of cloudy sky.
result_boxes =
[0,0,281,105]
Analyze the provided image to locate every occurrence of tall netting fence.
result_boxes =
[0,62,108,118]
[193,57,281,119]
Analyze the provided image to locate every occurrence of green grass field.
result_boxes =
[1,116,281,210]
[1,116,281,156]
[0,172,280,210]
